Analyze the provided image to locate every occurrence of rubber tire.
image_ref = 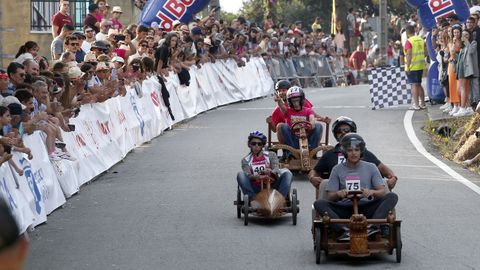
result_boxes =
[236,187,242,219]
[243,195,249,226]
[315,227,322,264]
[396,224,402,263]
[291,191,297,225]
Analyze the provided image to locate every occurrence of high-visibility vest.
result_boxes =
[404,35,425,71]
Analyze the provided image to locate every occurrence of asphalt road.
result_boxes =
[25,85,480,270]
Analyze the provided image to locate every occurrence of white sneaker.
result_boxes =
[449,106,460,116]
[443,103,453,112]
[465,107,474,116]
[453,107,467,117]
[439,103,449,110]
[58,151,76,161]
[48,152,62,161]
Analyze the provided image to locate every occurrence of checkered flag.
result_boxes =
[368,67,411,110]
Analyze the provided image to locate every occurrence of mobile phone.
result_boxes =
[68,124,76,131]
[212,6,220,12]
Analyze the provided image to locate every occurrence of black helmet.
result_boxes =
[340,133,365,158]
[286,86,305,109]
[332,116,357,141]
[275,80,291,91]
[248,131,267,145]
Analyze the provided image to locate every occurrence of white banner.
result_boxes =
[0,57,273,232]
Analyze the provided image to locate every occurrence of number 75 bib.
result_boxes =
[345,175,361,192]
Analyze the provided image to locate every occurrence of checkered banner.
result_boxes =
[368,67,411,110]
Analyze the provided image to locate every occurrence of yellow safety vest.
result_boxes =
[405,35,425,71]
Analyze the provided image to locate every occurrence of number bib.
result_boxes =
[252,163,266,176]
[345,175,361,192]
[337,153,346,164]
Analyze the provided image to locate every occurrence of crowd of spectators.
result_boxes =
[433,13,480,117]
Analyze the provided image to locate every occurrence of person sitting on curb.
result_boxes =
[308,116,398,192]
[237,131,293,206]
[313,133,399,241]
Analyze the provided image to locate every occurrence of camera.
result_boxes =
[132,63,140,72]
[114,34,126,42]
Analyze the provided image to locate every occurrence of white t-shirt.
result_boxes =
[14,53,34,64]
[96,32,107,41]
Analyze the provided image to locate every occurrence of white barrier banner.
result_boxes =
[0,57,273,231]
[12,145,66,216]
[0,163,35,233]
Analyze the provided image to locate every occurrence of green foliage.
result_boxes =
[220,10,238,24]
[237,0,413,31]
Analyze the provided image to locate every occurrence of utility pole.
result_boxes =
[379,0,388,66]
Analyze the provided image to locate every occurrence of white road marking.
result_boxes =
[389,164,438,168]
[219,105,369,111]
[404,110,480,195]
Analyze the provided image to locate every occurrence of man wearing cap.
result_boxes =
[90,40,108,57]
[0,200,29,270]
[52,0,73,38]
[51,24,75,60]
[110,6,124,31]
[84,3,100,33]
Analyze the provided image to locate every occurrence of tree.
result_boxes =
[239,0,413,32]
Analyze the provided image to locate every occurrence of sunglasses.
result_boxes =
[249,142,264,146]
[69,43,79,46]
[336,128,351,134]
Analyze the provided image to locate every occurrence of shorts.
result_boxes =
[407,70,423,84]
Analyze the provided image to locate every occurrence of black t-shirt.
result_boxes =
[154,45,169,70]
[314,144,381,179]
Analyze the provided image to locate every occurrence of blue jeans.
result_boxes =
[280,123,323,149]
[237,169,293,200]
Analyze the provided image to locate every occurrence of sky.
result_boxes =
[220,0,244,14]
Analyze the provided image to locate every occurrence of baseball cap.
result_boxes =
[7,103,24,116]
[68,66,85,80]
[2,96,26,110]
[111,56,125,64]
[191,26,202,35]
[0,200,20,253]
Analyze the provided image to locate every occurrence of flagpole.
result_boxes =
[331,0,336,34]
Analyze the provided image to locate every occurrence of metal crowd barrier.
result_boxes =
[264,55,349,88]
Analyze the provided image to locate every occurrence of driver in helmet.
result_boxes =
[269,80,329,145]
[237,131,293,203]
[308,116,398,191]
[313,134,398,241]
[276,86,323,149]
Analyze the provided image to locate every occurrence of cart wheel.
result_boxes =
[315,227,322,264]
[292,188,298,205]
[291,191,297,225]
[395,224,402,263]
[236,187,242,219]
[243,195,249,226]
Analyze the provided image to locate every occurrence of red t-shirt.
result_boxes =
[284,107,315,128]
[52,12,73,36]
[349,51,366,70]
[271,98,313,127]
[84,14,99,33]
[113,48,126,59]
[110,18,124,31]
